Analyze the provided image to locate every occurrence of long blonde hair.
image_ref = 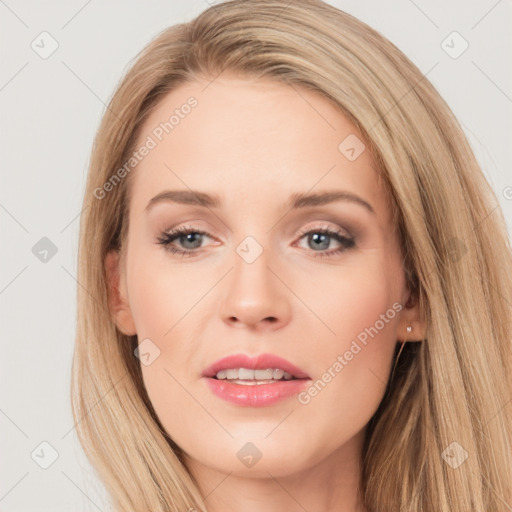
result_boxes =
[71,1,512,510]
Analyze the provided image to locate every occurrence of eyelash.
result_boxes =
[156,224,356,259]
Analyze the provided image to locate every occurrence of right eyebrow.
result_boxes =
[145,190,221,211]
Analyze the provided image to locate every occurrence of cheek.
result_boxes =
[127,258,206,432]
[127,276,173,344]
[126,248,210,386]
[126,248,208,339]
[293,260,402,437]
[296,257,401,351]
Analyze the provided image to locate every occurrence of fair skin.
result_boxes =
[105,74,424,512]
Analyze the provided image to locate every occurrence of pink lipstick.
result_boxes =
[202,353,311,407]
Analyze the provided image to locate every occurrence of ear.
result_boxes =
[104,250,137,336]
[396,291,425,342]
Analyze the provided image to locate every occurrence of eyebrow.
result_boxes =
[145,189,375,214]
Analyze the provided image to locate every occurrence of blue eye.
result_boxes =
[295,226,355,258]
[156,226,211,258]
[156,224,355,258]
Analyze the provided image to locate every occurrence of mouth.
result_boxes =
[202,353,311,406]
[211,367,301,384]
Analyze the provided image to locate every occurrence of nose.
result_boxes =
[221,247,291,331]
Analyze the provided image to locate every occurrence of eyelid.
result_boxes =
[157,220,357,259]
[294,222,353,239]
[160,220,354,243]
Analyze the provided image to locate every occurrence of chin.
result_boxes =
[186,436,319,479]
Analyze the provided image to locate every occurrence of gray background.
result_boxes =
[1,0,511,511]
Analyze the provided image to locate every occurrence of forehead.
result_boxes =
[128,74,390,222]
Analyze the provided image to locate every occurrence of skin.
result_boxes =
[105,74,425,512]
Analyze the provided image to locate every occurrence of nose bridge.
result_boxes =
[220,233,291,328]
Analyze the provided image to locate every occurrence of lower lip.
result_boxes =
[204,377,310,407]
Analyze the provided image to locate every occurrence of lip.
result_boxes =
[202,353,311,407]
[202,353,310,379]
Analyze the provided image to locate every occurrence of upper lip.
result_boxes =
[202,353,311,379]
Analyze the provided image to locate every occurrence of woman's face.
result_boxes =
[107,74,421,481]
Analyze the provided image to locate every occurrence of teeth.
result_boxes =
[273,369,285,380]
[215,368,295,381]
[239,368,256,380]
[226,369,238,379]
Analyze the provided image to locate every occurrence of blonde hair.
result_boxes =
[71,1,512,510]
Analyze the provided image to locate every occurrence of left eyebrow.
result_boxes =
[145,189,375,215]
[288,190,375,214]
